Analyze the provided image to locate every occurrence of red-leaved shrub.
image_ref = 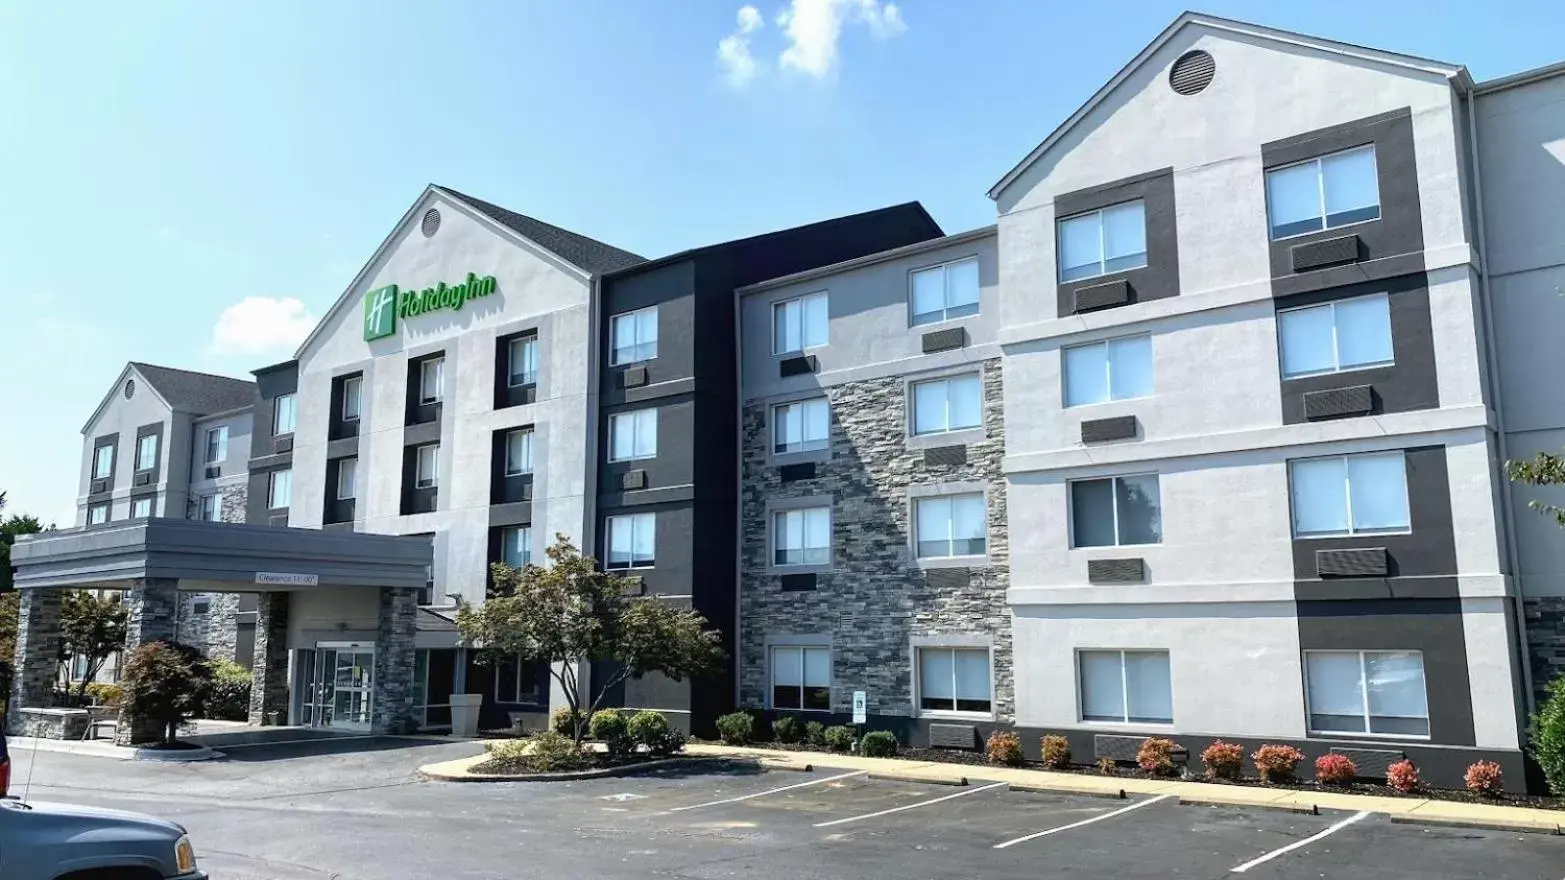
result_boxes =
[1386,759,1421,793]
[1136,737,1182,776]
[1465,760,1504,797]
[1251,744,1306,783]
[1040,735,1071,770]
[1201,740,1245,781]
[985,730,1025,767]
[1314,753,1358,785]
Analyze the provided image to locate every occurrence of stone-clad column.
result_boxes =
[371,587,418,735]
[7,589,62,734]
[118,578,180,744]
[248,592,290,725]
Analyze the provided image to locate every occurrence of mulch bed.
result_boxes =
[472,752,666,775]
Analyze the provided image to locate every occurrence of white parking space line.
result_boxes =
[667,770,868,812]
[992,793,1175,849]
[814,781,1008,828]
[1230,810,1370,873]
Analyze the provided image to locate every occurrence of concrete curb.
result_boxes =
[761,760,814,772]
[1179,795,1318,815]
[869,771,967,786]
[1389,814,1561,835]
[133,744,224,762]
[1009,782,1126,800]
[420,755,740,782]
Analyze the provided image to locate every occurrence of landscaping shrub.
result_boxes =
[715,711,755,745]
[1251,744,1306,784]
[589,709,633,757]
[628,709,676,755]
[1386,759,1421,793]
[1313,753,1357,785]
[486,738,531,760]
[84,682,124,708]
[203,659,252,721]
[1201,740,1245,781]
[773,715,804,744]
[524,731,589,773]
[823,725,855,753]
[551,707,585,737]
[804,720,827,748]
[1136,737,1181,776]
[1465,760,1504,797]
[860,730,899,758]
[1530,675,1565,795]
[985,731,1025,767]
[119,640,215,745]
[1040,735,1071,770]
[1096,757,1116,775]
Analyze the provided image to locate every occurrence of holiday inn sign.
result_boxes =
[363,272,498,341]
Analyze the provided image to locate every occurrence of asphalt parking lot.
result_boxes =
[8,737,1564,879]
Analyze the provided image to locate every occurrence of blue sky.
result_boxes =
[1,0,1559,525]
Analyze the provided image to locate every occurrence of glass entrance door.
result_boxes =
[307,644,374,731]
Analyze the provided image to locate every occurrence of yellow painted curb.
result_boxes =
[869,771,968,786]
[1178,794,1318,815]
[1390,814,1560,835]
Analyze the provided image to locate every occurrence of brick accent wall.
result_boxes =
[371,587,419,734]
[7,589,62,731]
[739,359,1012,720]
[1525,597,1565,702]
[248,593,289,725]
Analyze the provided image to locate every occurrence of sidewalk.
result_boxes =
[683,743,1565,833]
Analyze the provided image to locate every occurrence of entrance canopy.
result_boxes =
[10,518,432,593]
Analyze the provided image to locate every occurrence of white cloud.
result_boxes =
[718,5,765,88]
[776,0,905,79]
[209,296,317,355]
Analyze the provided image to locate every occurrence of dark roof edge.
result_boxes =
[737,225,998,296]
[1474,60,1565,95]
[252,359,299,377]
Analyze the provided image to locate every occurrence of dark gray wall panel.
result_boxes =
[329,372,363,440]
[132,422,164,488]
[600,397,695,501]
[600,260,696,403]
[89,433,119,498]
[1053,168,1180,318]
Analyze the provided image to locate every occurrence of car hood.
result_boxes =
[10,799,187,836]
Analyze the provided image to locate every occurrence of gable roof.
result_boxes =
[435,186,647,275]
[987,11,1471,201]
[131,363,255,416]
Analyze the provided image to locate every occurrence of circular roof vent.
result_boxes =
[1169,50,1215,95]
[123,379,135,399]
[421,208,441,238]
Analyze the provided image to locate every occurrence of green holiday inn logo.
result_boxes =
[363,272,499,341]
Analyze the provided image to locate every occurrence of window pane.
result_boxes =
[1268,161,1323,237]
[1322,147,1380,226]
[1347,452,1409,533]
[1115,475,1161,545]
[911,266,945,323]
[1307,652,1366,732]
[1333,296,1393,369]
[633,514,655,562]
[953,494,987,556]
[803,294,829,348]
[773,648,802,686]
[1064,343,1108,407]
[1365,652,1427,732]
[1101,201,1147,271]
[611,314,633,364]
[773,301,795,353]
[804,648,830,688]
[948,375,982,429]
[269,470,292,508]
[804,399,829,449]
[1070,479,1116,548]
[1279,305,1337,377]
[343,378,362,419]
[506,431,530,474]
[946,258,980,311]
[636,409,658,458]
[137,436,156,470]
[912,380,947,434]
[1109,335,1153,401]
[275,394,296,434]
[338,459,356,500]
[804,508,830,561]
[1124,651,1172,723]
[639,309,659,356]
[1291,457,1349,536]
[920,650,954,700]
[1059,213,1102,281]
[915,497,951,558]
[1079,652,1125,721]
[502,527,528,567]
[609,517,632,565]
[954,650,990,701]
[774,404,799,452]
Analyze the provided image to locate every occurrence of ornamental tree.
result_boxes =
[120,640,215,744]
[456,534,725,745]
[60,590,128,698]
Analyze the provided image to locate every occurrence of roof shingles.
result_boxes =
[437,187,646,275]
[131,363,256,416]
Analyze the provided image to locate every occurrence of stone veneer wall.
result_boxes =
[739,359,1012,721]
[1525,597,1565,702]
[175,592,241,662]
[185,481,247,523]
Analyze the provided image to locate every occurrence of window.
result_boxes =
[771,646,830,711]
[1305,650,1428,737]
[773,292,828,354]
[131,497,153,519]
[1277,294,1393,379]
[267,469,292,510]
[1064,335,1153,407]
[414,444,440,489]
[606,513,655,569]
[609,409,657,462]
[910,258,980,326]
[1289,451,1409,538]
[773,507,830,566]
[273,393,297,436]
[508,336,538,387]
[1058,200,1147,282]
[503,429,533,476]
[337,458,357,501]
[610,308,658,365]
[1267,145,1380,239]
[198,494,219,522]
[911,374,982,435]
[136,434,158,471]
[1079,650,1173,724]
[93,444,114,479]
[192,594,211,615]
[1070,474,1161,547]
[205,426,228,464]
[918,647,992,714]
[495,656,545,705]
[915,494,987,559]
[342,376,363,421]
[419,357,445,405]
[500,526,531,568]
[772,398,830,454]
[87,504,109,526]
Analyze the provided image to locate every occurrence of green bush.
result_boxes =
[524,730,589,773]
[590,709,633,757]
[551,707,585,737]
[860,730,898,758]
[772,715,803,744]
[628,709,668,749]
[804,720,827,747]
[823,725,854,752]
[715,711,754,745]
[120,641,215,744]
[486,738,531,760]
[84,682,124,708]
[203,658,252,721]
[1530,676,1565,795]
